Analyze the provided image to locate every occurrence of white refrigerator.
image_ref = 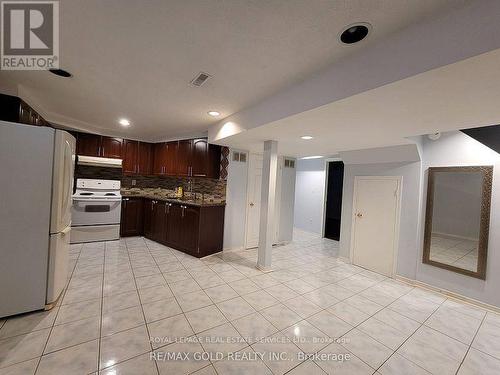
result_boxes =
[0,120,75,318]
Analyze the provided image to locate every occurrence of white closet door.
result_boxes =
[351,177,401,276]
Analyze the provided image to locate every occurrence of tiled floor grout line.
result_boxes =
[144,239,214,375]
[3,234,499,375]
[454,312,487,375]
[93,243,107,374]
[372,293,448,375]
[125,241,162,375]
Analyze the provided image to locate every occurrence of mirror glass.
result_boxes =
[428,171,482,271]
[423,166,492,279]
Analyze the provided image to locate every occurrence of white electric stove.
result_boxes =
[71,179,122,243]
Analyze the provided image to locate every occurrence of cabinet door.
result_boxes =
[101,137,123,159]
[165,142,177,176]
[76,133,101,157]
[152,143,166,175]
[122,140,138,174]
[137,142,152,175]
[143,200,154,239]
[120,198,143,236]
[152,201,167,243]
[176,140,192,177]
[182,206,200,254]
[191,138,209,177]
[166,204,183,248]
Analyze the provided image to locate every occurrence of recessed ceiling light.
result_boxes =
[301,155,323,160]
[208,111,220,117]
[119,118,130,127]
[301,135,313,140]
[339,23,371,44]
[49,68,72,77]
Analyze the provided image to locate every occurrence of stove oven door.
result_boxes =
[71,198,122,226]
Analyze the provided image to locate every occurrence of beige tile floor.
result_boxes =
[1,229,500,374]
[429,233,479,271]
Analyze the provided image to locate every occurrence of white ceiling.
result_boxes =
[219,48,500,157]
[0,0,455,141]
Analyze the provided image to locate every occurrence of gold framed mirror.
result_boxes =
[423,166,493,279]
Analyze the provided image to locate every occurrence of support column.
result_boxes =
[257,140,278,271]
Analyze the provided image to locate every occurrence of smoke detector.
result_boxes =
[428,132,441,140]
[190,72,212,87]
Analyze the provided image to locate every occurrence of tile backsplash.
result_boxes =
[75,165,226,201]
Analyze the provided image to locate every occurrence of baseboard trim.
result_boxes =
[394,274,500,314]
[222,246,245,253]
[338,256,499,313]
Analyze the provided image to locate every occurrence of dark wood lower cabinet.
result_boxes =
[121,197,225,257]
[120,197,143,237]
[142,199,153,238]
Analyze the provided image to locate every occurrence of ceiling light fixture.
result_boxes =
[49,68,72,77]
[339,23,371,44]
[301,135,313,140]
[208,111,220,117]
[119,118,131,127]
[301,155,323,160]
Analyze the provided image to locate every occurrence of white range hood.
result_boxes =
[77,155,122,168]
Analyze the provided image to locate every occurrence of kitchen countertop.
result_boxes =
[121,191,226,207]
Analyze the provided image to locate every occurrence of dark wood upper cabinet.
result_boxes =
[153,143,167,175]
[101,136,123,159]
[76,133,123,159]
[76,133,101,157]
[123,140,152,175]
[122,139,138,174]
[75,131,220,178]
[176,140,192,177]
[191,138,209,177]
[165,142,177,176]
[0,94,49,127]
[137,142,152,175]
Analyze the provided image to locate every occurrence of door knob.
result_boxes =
[356,212,363,218]
[250,202,254,207]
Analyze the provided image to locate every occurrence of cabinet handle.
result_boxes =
[164,204,167,214]
[123,198,129,201]
[181,206,185,217]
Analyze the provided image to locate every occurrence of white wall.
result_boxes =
[293,158,326,234]
[277,157,296,242]
[416,132,500,307]
[223,149,248,250]
[224,150,296,250]
[339,161,422,279]
[338,133,500,307]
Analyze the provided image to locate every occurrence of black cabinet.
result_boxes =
[0,94,49,127]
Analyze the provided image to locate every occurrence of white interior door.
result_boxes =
[351,177,401,276]
[245,154,263,248]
